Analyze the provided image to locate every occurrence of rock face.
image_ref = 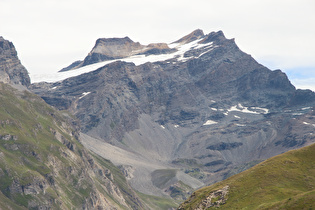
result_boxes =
[173,29,204,44]
[82,37,144,66]
[0,37,30,87]
[31,30,315,201]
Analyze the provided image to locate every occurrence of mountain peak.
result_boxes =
[80,36,144,66]
[31,28,315,205]
[90,36,143,57]
[95,36,135,45]
[173,29,205,44]
[199,30,228,44]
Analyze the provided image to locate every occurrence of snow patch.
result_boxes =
[234,115,241,119]
[31,60,116,83]
[228,105,241,112]
[302,107,311,110]
[196,46,217,58]
[79,92,91,99]
[227,103,268,115]
[174,125,179,128]
[203,120,217,126]
[211,107,218,111]
[252,107,269,114]
[238,107,259,114]
[236,124,246,127]
[302,122,315,127]
[238,103,244,109]
[160,125,165,129]
[175,39,212,62]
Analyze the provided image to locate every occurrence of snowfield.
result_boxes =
[227,103,269,115]
[30,39,214,83]
[203,120,218,126]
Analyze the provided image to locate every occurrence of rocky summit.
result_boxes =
[30,29,315,205]
[60,36,174,72]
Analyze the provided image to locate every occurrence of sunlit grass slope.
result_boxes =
[179,142,315,209]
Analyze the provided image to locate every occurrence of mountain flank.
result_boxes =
[31,29,315,204]
[0,82,147,209]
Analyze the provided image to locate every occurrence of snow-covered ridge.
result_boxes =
[30,38,215,83]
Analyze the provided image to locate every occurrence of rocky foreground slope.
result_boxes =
[31,29,315,202]
[0,83,147,209]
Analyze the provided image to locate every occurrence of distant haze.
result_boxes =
[1,0,314,90]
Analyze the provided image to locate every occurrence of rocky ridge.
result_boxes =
[31,29,315,203]
[0,36,30,87]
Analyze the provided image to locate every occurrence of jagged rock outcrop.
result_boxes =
[178,185,229,209]
[31,30,315,203]
[0,36,30,87]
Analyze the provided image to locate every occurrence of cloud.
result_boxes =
[290,78,315,92]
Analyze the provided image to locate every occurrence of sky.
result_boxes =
[1,0,315,90]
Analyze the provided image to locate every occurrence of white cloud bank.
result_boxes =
[291,78,315,92]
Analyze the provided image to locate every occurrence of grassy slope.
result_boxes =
[0,83,143,209]
[137,191,179,209]
[179,142,315,209]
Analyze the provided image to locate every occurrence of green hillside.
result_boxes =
[179,142,315,209]
[0,83,143,209]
